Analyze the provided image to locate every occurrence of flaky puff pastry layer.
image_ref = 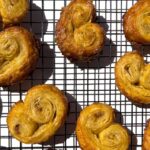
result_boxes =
[76,103,130,150]
[123,0,150,44]
[56,0,105,61]
[115,51,150,104]
[7,84,68,144]
[0,0,29,25]
[0,26,39,86]
[143,119,150,150]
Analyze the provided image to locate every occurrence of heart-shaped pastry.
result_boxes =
[115,51,150,104]
[0,26,39,86]
[76,103,130,150]
[56,0,105,61]
[7,84,68,144]
[123,0,150,44]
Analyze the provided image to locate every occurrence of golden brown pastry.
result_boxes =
[7,84,68,144]
[0,0,29,25]
[123,0,150,44]
[76,103,130,150]
[0,26,39,86]
[115,51,150,104]
[56,0,105,61]
[143,119,150,150]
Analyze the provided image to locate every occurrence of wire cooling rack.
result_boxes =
[0,0,150,149]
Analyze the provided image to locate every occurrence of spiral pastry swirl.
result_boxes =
[0,0,29,25]
[143,119,150,150]
[56,0,105,61]
[7,84,68,144]
[0,26,39,86]
[76,103,130,150]
[115,51,150,104]
[123,0,150,44]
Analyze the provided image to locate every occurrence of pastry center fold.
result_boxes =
[0,37,19,61]
[85,107,113,134]
[9,0,18,6]
[72,4,92,28]
[124,63,141,84]
[31,97,56,124]
[74,24,96,47]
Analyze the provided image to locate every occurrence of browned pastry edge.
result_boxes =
[0,26,39,86]
[56,0,105,62]
[57,24,105,62]
[123,0,150,44]
[76,117,95,150]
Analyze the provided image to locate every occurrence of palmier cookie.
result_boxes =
[115,51,150,104]
[56,0,105,62]
[76,103,130,150]
[7,84,68,144]
[0,26,39,86]
[123,0,150,44]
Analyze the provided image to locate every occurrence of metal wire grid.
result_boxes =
[0,0,149,149]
